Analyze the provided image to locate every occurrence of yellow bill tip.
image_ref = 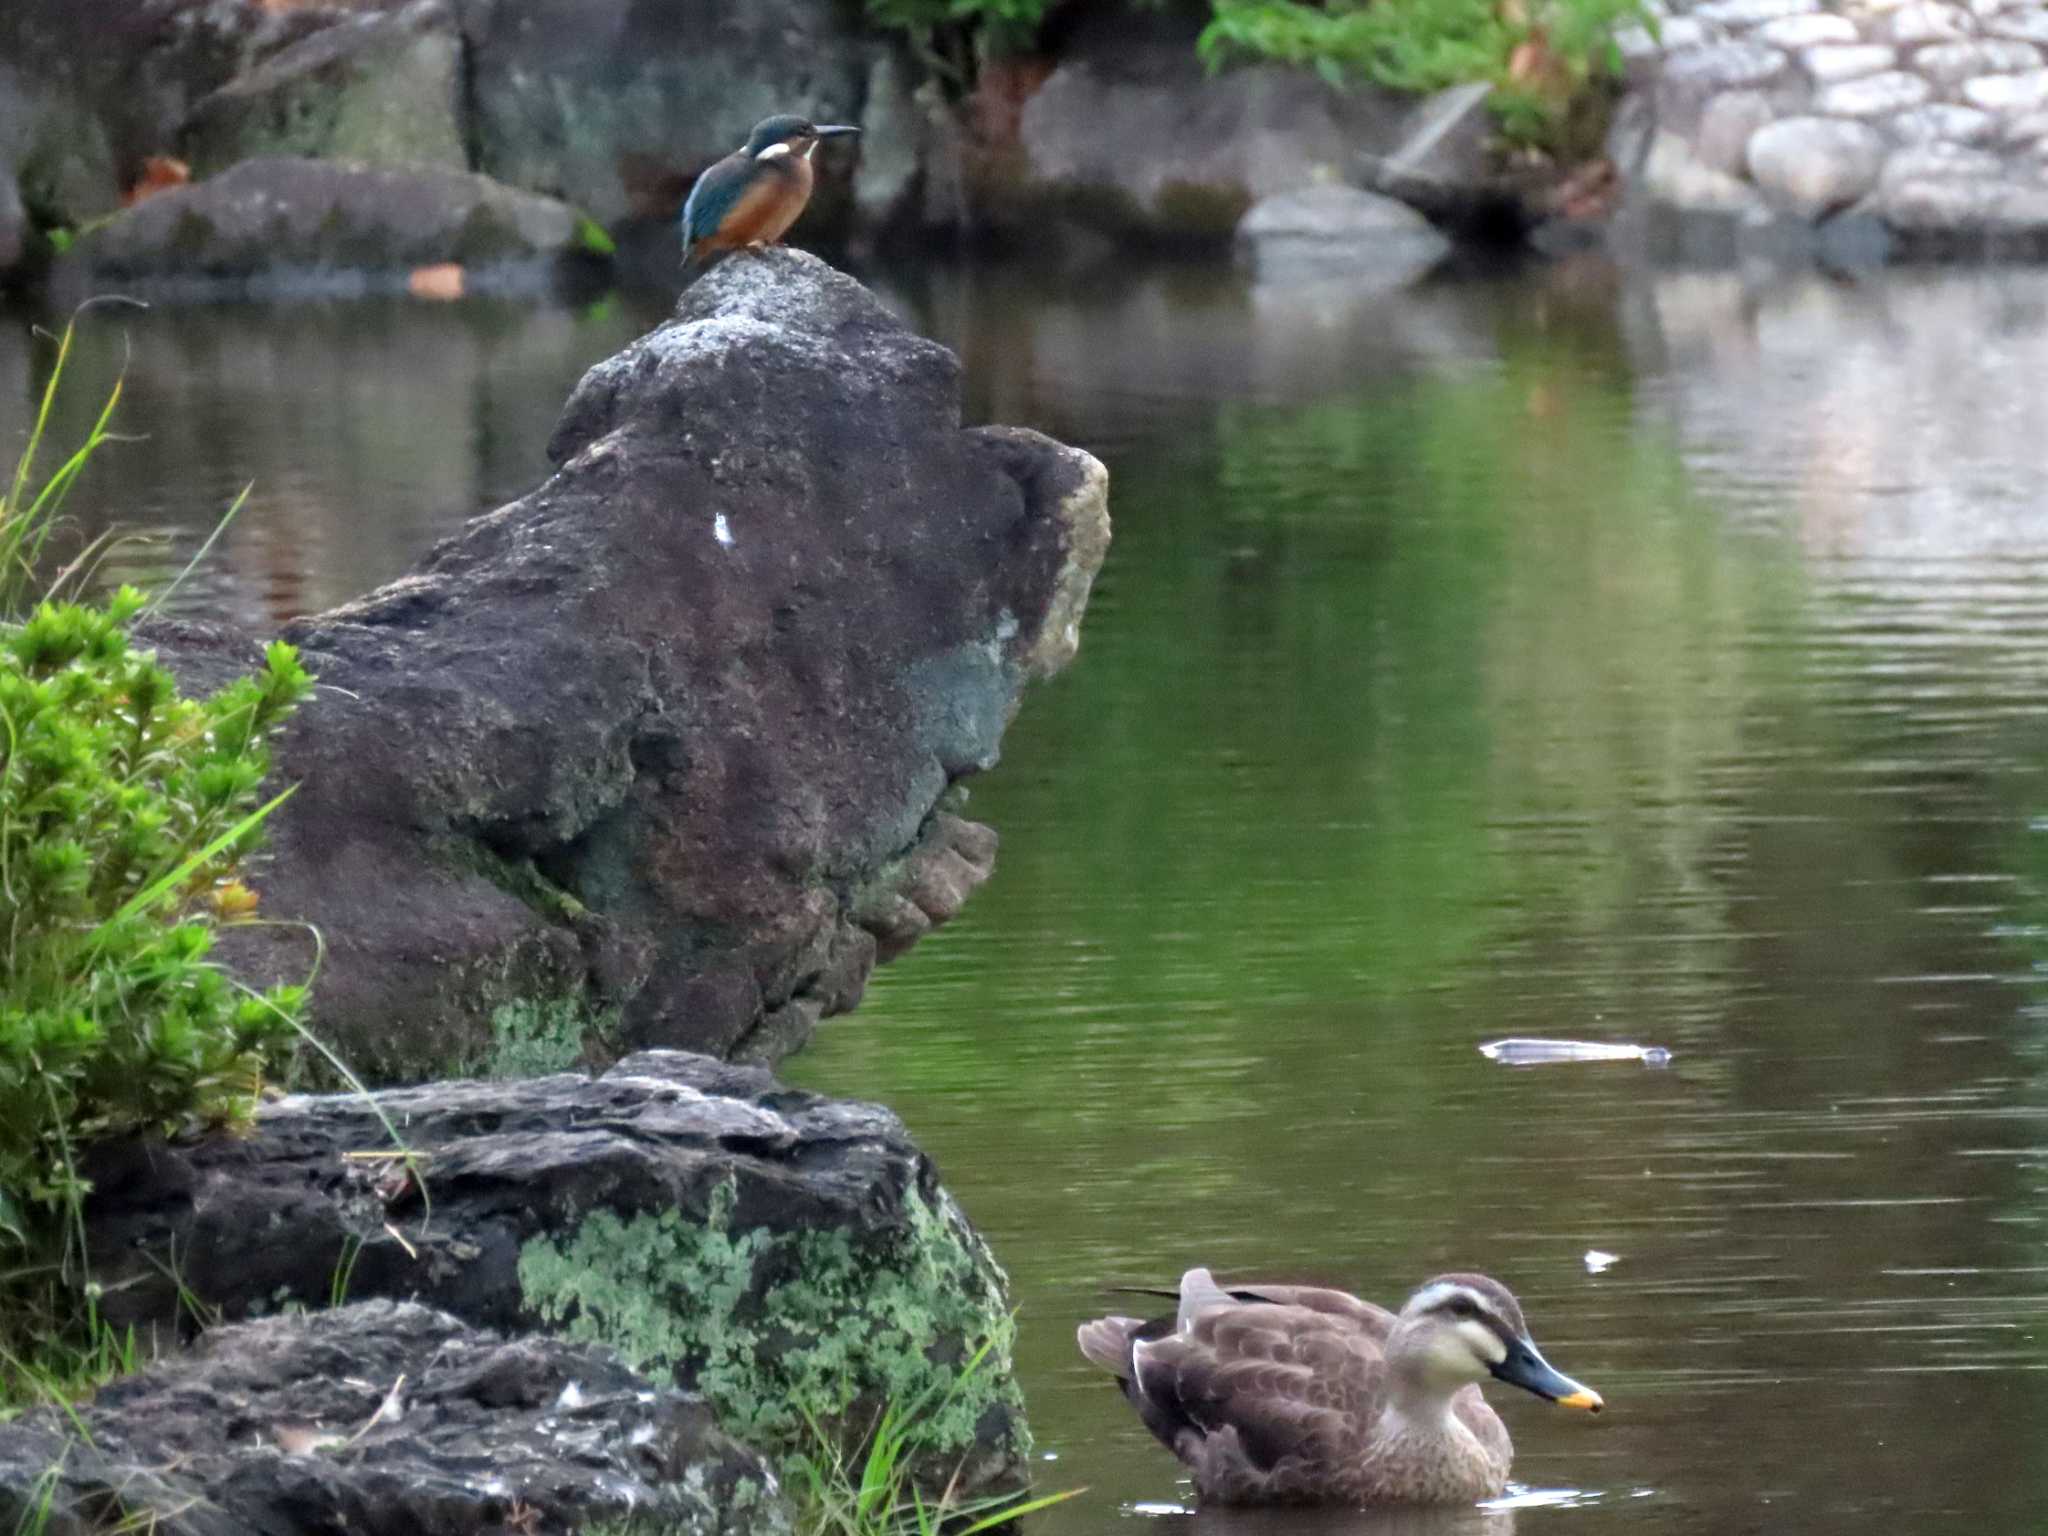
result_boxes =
[1556,1388,1604,1413]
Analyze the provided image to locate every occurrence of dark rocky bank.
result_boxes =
[148,248,1107,1079]
[8,0,2039,291]
[1,1050,1027,1533]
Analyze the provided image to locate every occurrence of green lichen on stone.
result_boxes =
[470,995,615,1079]
[517,1179,1026,1469]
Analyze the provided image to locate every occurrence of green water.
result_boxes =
[793,263,2048,1536]
[11,259,2048,1534]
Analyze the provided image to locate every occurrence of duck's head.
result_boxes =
[1394,1274,1603,1413]
[743,113,861,161]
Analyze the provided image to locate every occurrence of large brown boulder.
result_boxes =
[152,249,1109,1077]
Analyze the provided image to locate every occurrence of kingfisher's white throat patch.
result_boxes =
[756,141,795,160]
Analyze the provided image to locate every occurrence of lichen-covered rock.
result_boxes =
[146,250,1107,1072]
[65,155,605,294]
[0,1301,785,1536]
[0,0,350,230]
[75,1052,1027,1494]
[181,0,467,178]
[455,0,870,229]
[0,152,25,282]
[1010,11,1407,244]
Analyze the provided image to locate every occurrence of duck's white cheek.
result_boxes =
[1425,1330,1490,1384]
[1456,1322,1508,1366]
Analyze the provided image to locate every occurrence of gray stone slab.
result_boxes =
[1760,12,1863,45]
[1885,0,1975,42]
[1816,69,1934,112]
[1693,0,1820,26]
[1888,102,2001,141]
[1801,42,1900,79]
[1913,39,2043,85]
[1964,67,2048,109]
[1748,114,1887,217]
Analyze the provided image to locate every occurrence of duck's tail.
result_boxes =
[1176,1265,1237,1334]
[1076,1315,1145,1377]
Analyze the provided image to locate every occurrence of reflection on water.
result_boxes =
[1171,1499,1524,1536]
[10,261,2048,1533]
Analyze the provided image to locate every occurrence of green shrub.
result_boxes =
[1198,0,1647,150]
[0,595,313,1268]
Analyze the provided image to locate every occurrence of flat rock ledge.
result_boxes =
[64,156,610,297]
[1612,0,2048,259]
[151,249,1109,1078]
[0,1050,1025,1532]
[0,1301,783,1536]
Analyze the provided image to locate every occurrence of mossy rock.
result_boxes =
[78,1051,1034,1498]
[520,1178,1027,1493]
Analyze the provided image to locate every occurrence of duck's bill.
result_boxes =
[814,124,862,138]
[1491,1339,1604,1413]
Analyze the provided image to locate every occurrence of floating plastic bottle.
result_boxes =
[1478,1037,1673,1068]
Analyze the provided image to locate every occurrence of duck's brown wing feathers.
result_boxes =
[1132,1302,1388,1497]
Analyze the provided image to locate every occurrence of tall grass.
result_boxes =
[0,300,154,620]
[786,1340,1081,1536]
[0,303,318,1419]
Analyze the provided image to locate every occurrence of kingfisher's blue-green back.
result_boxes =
[680,154,753,249]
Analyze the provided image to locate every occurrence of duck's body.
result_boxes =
[681,113,859,272]
[1077,1270,1600,1507]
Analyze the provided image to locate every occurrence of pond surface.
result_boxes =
[10,257,2048,1535]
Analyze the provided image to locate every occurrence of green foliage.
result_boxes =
[863,0,1057,60]
[0,599,313,1265]
[1198,0,1648,148]
[518,1180,1026,1476]
[574,215,618,257]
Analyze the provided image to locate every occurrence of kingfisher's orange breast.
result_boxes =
[709,156,815,249]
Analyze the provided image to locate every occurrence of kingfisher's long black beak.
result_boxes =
[1490,1337,1603,1413]
[814,124,862,139]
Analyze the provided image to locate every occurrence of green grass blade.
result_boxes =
[88,786,296,939]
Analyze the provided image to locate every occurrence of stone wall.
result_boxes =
[1613,0,2048,257]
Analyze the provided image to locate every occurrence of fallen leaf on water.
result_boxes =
[408,263,466,300]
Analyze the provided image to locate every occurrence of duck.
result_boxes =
[1076,1268,1602,1506]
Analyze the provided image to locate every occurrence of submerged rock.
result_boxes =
[150,249,1107,1073]
[0,1300,784,1536]
[74,1050,1027,1495]
[1236,183,1451,283]
[65,155,605,296]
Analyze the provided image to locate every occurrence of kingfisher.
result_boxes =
[680,114,861,272]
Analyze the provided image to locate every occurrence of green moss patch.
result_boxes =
[516,1179,1026,1474]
